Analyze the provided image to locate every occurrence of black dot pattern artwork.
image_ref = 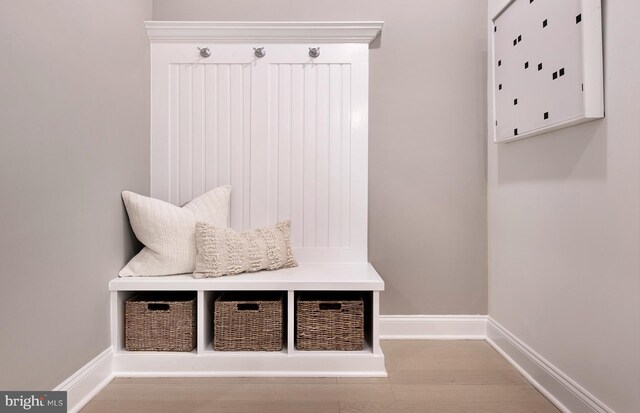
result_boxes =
[492,0,592,141]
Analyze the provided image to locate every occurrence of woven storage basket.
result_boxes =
[214,292,283,351]
[296,293,364,351]
[125,292,196,352]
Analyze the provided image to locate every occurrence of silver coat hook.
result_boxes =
[253,47,266,58]
[309,47,320,58]
[197,47,211,58]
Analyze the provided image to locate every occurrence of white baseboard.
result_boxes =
[486,318,613,413]
[53,347,114,413]
[379,315,487,339]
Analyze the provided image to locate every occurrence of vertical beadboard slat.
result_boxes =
[303,64,317,247]
[341,64,352,247]
[191,64,205,198]
[316,65,330,248]
[151,58,170,202]
[267,64,280,225]
[250,58,270,229]
[278,65,292,223]
[178,64,193,206]
[290,64,305,248]
[169,65,180,206]
[204,65,218,191]
[230,64,245,231]
[242,64,252,231]
[328,64,343,246]
[217,65,231,189]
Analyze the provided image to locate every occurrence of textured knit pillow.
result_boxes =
[194,221,297,278]
[119,186,231,277]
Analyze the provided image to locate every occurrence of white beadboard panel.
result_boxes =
[268,62,353,250]
[151,43,369,262]
[166,62,251,224]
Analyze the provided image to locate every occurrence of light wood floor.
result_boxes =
[81,340,560,413]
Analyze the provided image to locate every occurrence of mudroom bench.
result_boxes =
[109,263,386,377]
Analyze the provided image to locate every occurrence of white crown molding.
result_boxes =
[379,315,487,339]
[486,318,614,413]
[145,21,384,43]
[53,347,114,413]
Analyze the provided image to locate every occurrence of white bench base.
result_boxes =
[109,263,386,377]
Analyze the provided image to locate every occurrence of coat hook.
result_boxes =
[197,47,211,58]
[309,47,320,58]
[253,47,266,58]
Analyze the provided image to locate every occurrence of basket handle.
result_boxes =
[237,303,260,311]
[148,303,170,311]
[319,303,342,311]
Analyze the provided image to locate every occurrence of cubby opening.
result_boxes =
[204,290,288,353]
[294,291,373,352]
[119,290,198,354]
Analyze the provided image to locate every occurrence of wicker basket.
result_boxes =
[125,292,196,352]
[296,293,365,351]
[214,292,283,351]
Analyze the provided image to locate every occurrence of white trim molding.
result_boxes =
[379,315,487,340]
[486,318,614,413]
[145,21,384,43]
[53,347,114,413]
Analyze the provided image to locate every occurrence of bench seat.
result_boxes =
[109,262,384,292]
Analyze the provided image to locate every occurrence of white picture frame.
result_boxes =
[490,0,604,143]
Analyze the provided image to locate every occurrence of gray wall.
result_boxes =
[487,0,640,412]
[0,1,151,390]
[152,0,489,315]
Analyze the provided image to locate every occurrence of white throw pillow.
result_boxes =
[194,221,297,278]
[120,186,231,277]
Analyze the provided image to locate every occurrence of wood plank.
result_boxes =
[340,401,432,413]
[390,384,548,403]
[386,356,514,372]
[340,400,560,413]
[388,369,527,385]
[336,383,395,402]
